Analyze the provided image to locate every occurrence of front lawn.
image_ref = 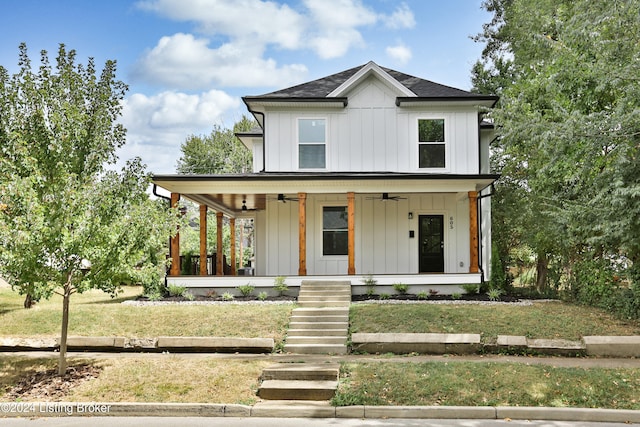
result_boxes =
[350,301,640,341]
[333,361,640,409]
[0,287,293,344]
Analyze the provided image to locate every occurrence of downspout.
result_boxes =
[153,184,172,289]
[476,184,496,286]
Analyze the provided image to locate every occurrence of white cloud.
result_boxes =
[134,0,417,88]
[136,0,305,49]
[386,42,412,65]
[304,0,377,59]
[383,2,415,29]
[132,33,308,89]
[117,90,241,173]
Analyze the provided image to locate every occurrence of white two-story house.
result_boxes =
[153,61,498,293]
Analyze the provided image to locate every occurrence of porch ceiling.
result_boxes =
[153,172,499,214]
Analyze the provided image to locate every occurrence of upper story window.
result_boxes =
[298,118,326,169]
[418,119,445,169]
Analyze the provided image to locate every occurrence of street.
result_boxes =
[0,418,636,427]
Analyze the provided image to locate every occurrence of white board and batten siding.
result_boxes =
[262,76,481,175]
[258,193,472,277]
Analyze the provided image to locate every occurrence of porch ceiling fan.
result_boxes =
[270,193,299,203]
[366,193,407,201]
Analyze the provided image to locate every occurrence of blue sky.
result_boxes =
[0,0,492,174]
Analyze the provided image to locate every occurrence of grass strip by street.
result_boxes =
[0,356,269,405]
[350,302,640,341]
[332,361,640,409]
[0,287,293,344]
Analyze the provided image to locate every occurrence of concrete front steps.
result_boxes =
[284,281,351,355]
[257,363,340,401]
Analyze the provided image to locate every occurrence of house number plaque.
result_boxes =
[449,216,454,229]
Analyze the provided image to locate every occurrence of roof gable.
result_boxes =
[327,61,414,98]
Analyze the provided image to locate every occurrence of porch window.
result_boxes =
[418,119,445,168]
[323,206,348,255]
[298,118,326,169]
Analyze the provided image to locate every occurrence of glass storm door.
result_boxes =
[419,215,444,273]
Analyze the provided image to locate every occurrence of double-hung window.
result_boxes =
[322,206,348,256]
[418,118,446,169]
[298,118,326,169]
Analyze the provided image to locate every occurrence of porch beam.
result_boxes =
[298,192,307,276]
[216,211,224,276]
[199,205,208,276]
[230,217,237,275]
[169,193,181,276]
[469,191,479,273]
[347,191,356,275]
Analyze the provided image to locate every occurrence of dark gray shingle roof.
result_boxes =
[248,62,491,99]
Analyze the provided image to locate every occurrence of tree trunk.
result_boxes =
[58,277,72,376]
[536,253,549,293]
[23,293,34,309]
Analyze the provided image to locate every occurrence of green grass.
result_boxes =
[0,356,268,404]
[0,287,293,344]
[333,362,640,409]
[350,301,640,341]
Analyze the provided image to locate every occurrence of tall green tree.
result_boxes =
[0,44,180,375]
[473,0,640,309]
[176,115,255,174]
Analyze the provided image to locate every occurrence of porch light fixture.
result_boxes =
[408,212,413,219]
[242,200,247,211]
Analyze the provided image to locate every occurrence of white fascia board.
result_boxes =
[153,177,495,196]
[328,61,415,98]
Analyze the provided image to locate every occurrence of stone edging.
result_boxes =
[350,333,640,358]
[0,402,639,423]
[0,336,274,353]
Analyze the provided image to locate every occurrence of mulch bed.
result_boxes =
[4,364,102,402]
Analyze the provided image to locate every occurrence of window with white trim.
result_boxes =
[322,206,348,256]
[298,118,326,169]
[418,118,445,169]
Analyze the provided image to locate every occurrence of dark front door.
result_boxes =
[419,215,444,273]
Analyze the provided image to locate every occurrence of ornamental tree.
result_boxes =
[0,43,180,375]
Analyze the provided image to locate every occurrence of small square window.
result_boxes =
[418,119,445,169]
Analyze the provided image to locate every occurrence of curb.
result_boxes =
[1,402,639,422]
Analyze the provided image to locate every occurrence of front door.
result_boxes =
[419,215,444,273]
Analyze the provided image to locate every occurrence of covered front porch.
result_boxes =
[152,172,497,290]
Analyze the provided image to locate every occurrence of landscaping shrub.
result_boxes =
[168,284,186,297]
[237,284,255,297]
[392,283,409,294]
[273,276,288,296]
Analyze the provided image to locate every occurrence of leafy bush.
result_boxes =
[417,291,429,300]
[452,293,462,300]
[222,292,234,301]
[183,291,195,301]
[363,274,377,296]
[237,284,255,297]
[274,276,288,296]
[489,243,510,292]
[461,284,479,294]
[168,284,186,297]
[379,293,390,300]
[392,283,409,294]
[487,288,503,301]
[257,291,268,301]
